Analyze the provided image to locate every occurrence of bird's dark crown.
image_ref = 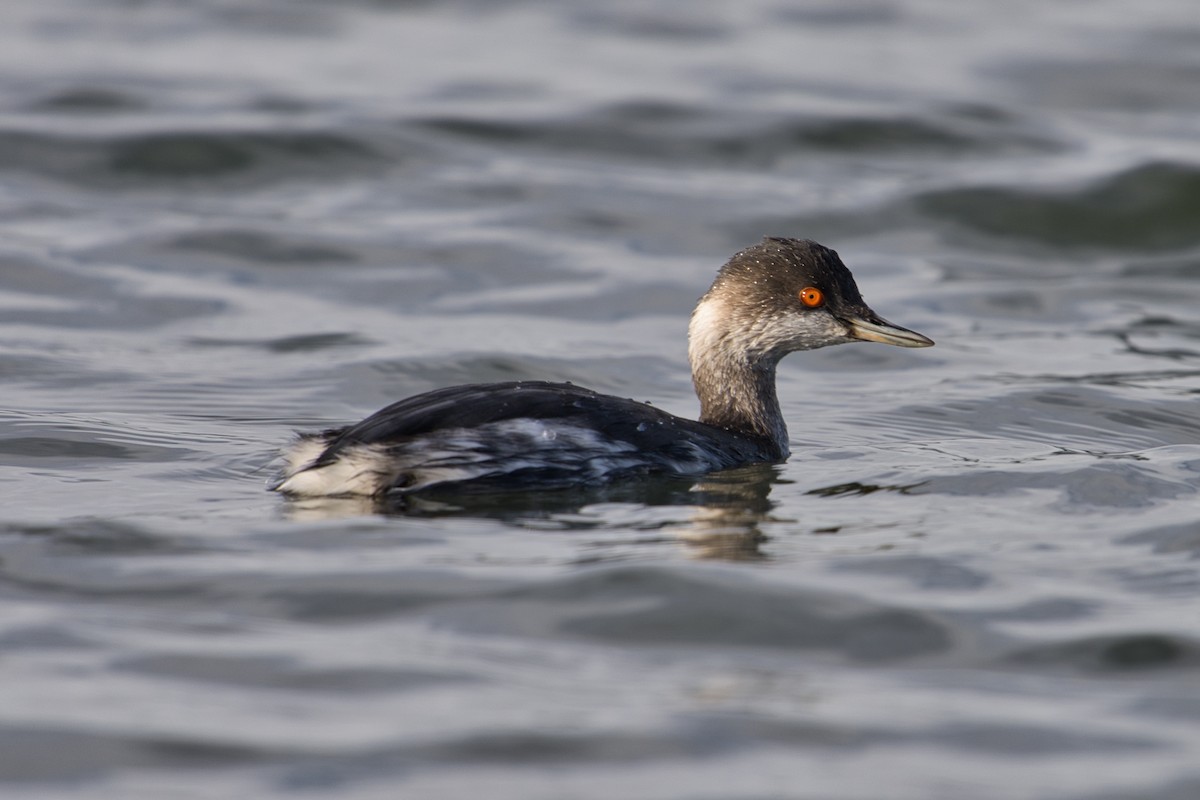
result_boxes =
[709,237,869,317]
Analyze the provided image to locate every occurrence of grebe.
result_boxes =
[272,237,933,497]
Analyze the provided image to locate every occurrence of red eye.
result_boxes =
[798,287,824,308]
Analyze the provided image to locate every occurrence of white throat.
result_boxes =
[688,294,789,454]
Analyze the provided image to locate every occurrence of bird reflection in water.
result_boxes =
[278,463,782,561]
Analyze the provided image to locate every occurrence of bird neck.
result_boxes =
[688,298,789,457]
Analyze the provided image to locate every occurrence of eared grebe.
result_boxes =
[272,237,933,497]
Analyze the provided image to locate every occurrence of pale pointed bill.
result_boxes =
[843,314,934,348]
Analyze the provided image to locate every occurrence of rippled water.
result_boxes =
[2,1,1200,798]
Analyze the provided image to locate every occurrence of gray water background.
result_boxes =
[2,1,1200,798]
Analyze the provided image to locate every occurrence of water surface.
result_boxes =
[2,1,1199,798]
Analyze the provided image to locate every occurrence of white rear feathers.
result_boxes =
[273,441,395,497]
